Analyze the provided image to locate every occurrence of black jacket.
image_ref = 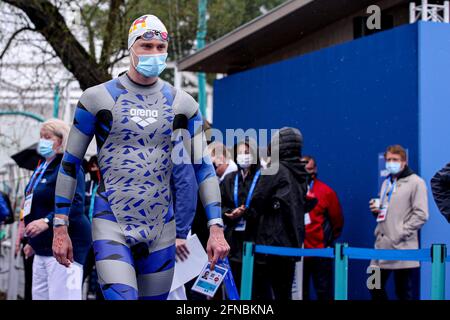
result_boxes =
[250,127,311,255]
[431,163,450,223]
[251,160,309,249]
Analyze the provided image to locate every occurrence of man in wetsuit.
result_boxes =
[52,14,229,300]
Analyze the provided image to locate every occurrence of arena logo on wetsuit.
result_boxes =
[129,108,158,127]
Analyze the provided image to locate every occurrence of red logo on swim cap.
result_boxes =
[129,16,147,34]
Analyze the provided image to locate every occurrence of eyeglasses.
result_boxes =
[140,30,170,42]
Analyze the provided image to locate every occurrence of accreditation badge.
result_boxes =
[191,262,228,298]
[376,205,388,222]
[234,218,247,231]
[23,194,33,219]
[304,213,312,226]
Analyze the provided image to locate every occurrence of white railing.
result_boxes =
[410,0,450,23]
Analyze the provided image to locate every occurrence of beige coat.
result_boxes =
[371,172,429,269]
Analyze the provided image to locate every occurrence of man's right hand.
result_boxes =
[369,200,381,214]
[224,205,246,220]
[207,225,230,270]
[52,226,73,267]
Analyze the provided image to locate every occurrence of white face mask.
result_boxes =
[237,154,253,169]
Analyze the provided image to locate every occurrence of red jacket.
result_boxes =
[304,178,344,249]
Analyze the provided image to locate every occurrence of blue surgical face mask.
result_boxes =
[38,139,55,158]
[386,161,402,175]
[131,50,167,78]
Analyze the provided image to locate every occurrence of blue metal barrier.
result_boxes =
[431,244,447,300]
[241,242,255,300]
[335,243,348,300]
[240,242,448,300]
[255,245,334,258]
[344,247,431,261]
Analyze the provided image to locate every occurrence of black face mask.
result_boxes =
[89,170,99,182]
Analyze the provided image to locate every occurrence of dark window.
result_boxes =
[353,14,394,39]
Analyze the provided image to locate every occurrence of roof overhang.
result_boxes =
[177,0,406,74]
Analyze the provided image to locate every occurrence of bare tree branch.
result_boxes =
[76,0,103,60]
[79,8,97,59]
[122,0,139,17]
[2,0,111,90]
[28,40,58,57]
[0,26,34,60]
[100,0,123,68]
[175,0,183,62]
[108,49,128,69]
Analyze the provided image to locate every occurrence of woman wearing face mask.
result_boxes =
[23,119,91,300]
[220,140,261,292]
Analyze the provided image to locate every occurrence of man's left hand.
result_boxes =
[206,225,230,270]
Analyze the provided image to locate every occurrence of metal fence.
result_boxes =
[241,242,448,300]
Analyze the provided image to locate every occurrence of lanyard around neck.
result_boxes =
[380,178,396,206]
[26,159,53,195]
[234,170,261,208]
